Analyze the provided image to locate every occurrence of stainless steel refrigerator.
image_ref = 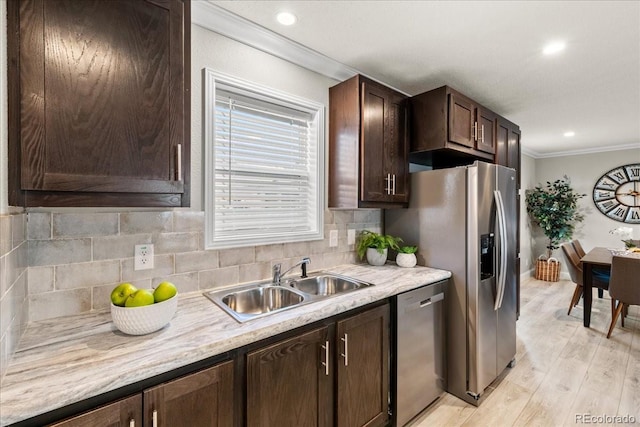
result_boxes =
[386,161,517,407]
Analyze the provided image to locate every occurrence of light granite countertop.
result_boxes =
[0,263,450,426]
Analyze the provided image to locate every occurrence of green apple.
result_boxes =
[110,282,137,307]
[124,289,155,307]
[154,281,177,303]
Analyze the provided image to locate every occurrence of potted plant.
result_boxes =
[525,176,585,281]
[396,245,418,268]
[356,230,402,266]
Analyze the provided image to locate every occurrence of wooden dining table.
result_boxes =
[580,247,613,327]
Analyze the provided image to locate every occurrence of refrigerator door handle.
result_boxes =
[493,190,508,311]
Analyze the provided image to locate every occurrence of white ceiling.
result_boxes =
[205,1,640,158]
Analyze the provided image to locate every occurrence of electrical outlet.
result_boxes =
[134,244,154,271]
[347,229,356,245]
[329,230,338,247]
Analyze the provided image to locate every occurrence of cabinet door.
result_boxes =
[361,82,390,203]
[361,81,408,204]
[48,395,141,427]
[247,327,332,427]
[10,0,189,207]
[448,93,475,148]
[476,107,497,154]
[144,361,234,427]
[385,92,410,203]
[495,120,509,167]
[336,305,389,427]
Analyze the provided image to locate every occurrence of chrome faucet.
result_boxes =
[272,257,310,285]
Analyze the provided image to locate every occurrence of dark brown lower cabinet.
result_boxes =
[48,395,142,427]
[336,305,389,427]
[144,361,234,427]
[48,361,234,427]
[247,304,389,427]
[36,305,389,427]
[247,326,333,427]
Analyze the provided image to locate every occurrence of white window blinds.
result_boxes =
[204,70,324,249]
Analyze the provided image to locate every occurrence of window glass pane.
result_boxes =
[204,70,324,249]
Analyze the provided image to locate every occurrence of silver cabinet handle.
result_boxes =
[481,125,485,144]
[384,173,392,195]
[392,174,396,195]
[321,340,330,376]
[152,409,158,427]
[129,420,135,427]
[473,122,478,141]
[341,334,349,366]
[176,144,182,181]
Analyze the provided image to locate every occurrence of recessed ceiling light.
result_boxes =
[276,11,297,26]
[543,41,566,55]
[563,131,575,137]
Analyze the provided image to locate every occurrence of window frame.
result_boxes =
[203,69,325,250]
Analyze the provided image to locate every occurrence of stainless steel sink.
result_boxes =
[204,284,306,323]
[222,286,304,314]
[287,274,372,296]
[204,272,373,323]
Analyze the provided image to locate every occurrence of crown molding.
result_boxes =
[520,146,540,159]
[192,2,360,83]
[527,142,640,159]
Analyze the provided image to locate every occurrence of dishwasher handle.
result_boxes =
[403,292,444,313]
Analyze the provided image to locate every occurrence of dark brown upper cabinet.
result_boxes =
[495,116,521,181]
[7,0,190,207]
[329,75,409,209]
[410,86,497,168]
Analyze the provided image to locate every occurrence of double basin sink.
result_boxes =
[204,272,373,322]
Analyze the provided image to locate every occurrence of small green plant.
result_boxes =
[397,245,418,254]
[525,176,585,258]
[356,230,402,260]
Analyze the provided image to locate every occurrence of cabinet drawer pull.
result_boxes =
[129,419,135,427]
[341,333,349,366]
[152,409,158,427]
[176,144,182,181]
[321,340,330,376]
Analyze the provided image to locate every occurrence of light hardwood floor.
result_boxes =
[408,277,640,427]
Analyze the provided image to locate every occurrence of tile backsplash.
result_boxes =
[0,212,28,380]
[25,209,382,322]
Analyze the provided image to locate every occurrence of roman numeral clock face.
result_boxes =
[593,164,640,223]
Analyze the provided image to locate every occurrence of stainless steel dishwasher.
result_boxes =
[393,279,447,426]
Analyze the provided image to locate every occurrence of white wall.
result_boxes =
[519,153,536,276]
[530,148,640,272]
[190,25,337,211]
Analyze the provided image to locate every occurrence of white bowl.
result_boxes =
[111,294,178,335]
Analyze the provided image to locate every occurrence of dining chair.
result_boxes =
[571,239,606,298]
[561,242,609,316]
[606,255,640,338]
[571,239,586,258]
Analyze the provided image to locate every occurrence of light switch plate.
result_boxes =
[329,230,338,247]
[347,229,356,245]
[134,244,154,271]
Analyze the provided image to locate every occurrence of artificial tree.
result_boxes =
[525,176,585,258]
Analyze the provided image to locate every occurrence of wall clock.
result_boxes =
[592,163,640,223]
